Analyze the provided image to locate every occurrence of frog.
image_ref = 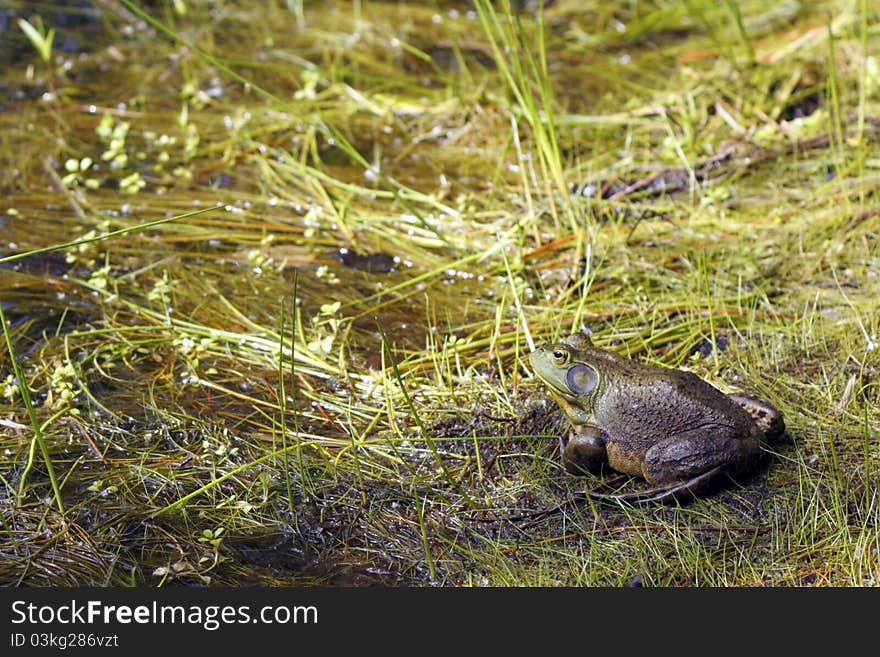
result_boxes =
[529,332,785,503]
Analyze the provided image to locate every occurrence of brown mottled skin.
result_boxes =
[529,332,784,500]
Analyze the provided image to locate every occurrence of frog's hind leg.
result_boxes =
[586,466,723,505]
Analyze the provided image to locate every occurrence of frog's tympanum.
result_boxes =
[529,332,784,503]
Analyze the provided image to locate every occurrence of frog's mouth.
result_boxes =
[533,371,571,399]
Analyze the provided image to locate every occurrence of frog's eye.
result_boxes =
[566,364,598,395]
[551,348,570,365]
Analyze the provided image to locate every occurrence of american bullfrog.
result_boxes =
[529,332,784,503]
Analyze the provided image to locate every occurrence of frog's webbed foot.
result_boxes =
[586,466,724,505]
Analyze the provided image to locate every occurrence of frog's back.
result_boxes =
[594,366,757,450]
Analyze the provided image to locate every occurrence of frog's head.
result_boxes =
[529,332,603,424]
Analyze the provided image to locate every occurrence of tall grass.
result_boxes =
[0,0,877,586]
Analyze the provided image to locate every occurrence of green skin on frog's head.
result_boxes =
[529,332,605,424]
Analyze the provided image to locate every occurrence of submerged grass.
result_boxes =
[0,0,878,586]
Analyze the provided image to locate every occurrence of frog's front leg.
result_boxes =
[561,424,608,475]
